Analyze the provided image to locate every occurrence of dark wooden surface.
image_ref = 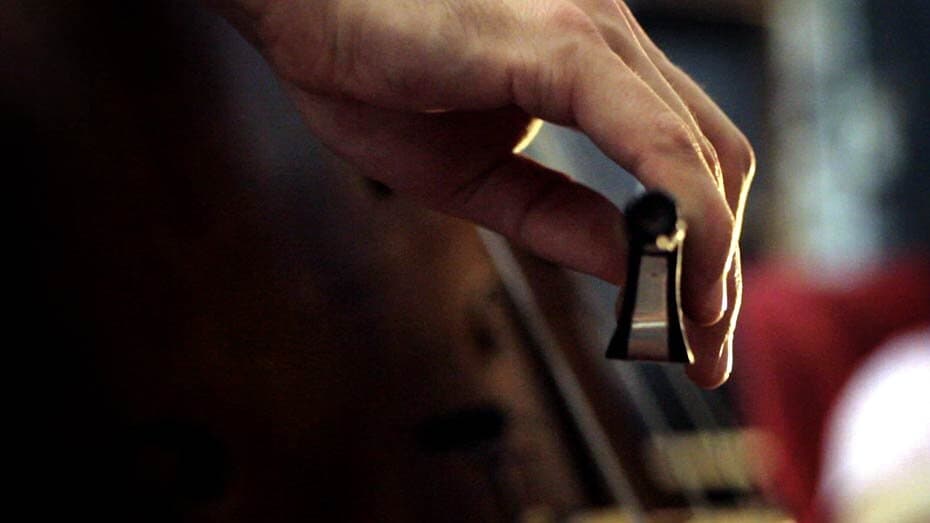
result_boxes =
[7,2,602,520]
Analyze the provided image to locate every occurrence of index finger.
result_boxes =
[512,16,735,326]
[617,2,756,220]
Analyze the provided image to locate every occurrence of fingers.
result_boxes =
[257,0,751,387]
[512,23,735,325]
[441,155,630,285]
[575,1,754,329]
[569,0,721,179]
[288,88,630,285]
[616,2,756,224]
[686,250,743,388]
[260,0,519,112]
[567,2,736,326]
[507,3,741,388]
[602,3,754,387]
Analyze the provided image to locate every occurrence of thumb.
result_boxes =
[289,89,630,286]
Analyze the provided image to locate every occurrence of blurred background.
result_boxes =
[4,0,928,522]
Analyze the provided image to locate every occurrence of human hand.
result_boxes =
[213,0,755,387]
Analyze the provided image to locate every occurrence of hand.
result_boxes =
[214,0,755,387]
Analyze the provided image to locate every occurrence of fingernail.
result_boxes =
[688,333,733,389]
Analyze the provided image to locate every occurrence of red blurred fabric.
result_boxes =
[736,255,930,522]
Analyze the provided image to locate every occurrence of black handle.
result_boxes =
[605,191,693,364]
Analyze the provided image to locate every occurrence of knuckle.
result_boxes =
[258,1,341,91]
[655,111,701,155]
[537,2,600,39]
[510,41,577,121]
[634,112,702,174]
[515,4,600,122]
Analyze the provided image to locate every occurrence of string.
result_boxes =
[478,229,647,522]
[569,275,714,511]
[519,123,750,512]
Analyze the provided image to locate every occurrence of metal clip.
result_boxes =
[606,191,694,364]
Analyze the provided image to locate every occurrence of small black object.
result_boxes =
[606,191,693,364]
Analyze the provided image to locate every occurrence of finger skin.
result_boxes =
[258,0,735,328]
[540,45,736,326]
[614,3,755,385]
[686,251,742,388]
[616,2,756,225]
[288,89,630,285]
[570,0,722,179]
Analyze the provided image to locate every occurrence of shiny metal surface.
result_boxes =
[606,192,693,364]
[627,256,672,361]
